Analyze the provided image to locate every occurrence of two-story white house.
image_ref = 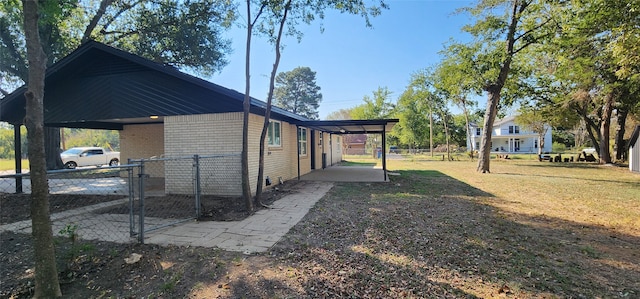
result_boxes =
[467,115,552,154]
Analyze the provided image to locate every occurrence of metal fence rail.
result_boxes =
[0,166,137,243]
[130,153,241,242]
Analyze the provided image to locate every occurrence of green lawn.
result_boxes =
[0,159,28,171]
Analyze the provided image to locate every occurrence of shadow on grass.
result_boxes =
[3,169,638,298]
[271,169,639,298]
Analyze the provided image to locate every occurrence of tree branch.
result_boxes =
[0,20,28,80]
[82,0,115,43]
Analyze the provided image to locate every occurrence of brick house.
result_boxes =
[1,41,397,195]
[343,134,367,155]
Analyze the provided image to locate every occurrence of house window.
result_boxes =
[509,126,514,134]
[534,139,538,148]
[509,125,520,134]
[268,121,281,147]
[319,133,323,147]
[298,127,307,156]
[515,126,520,134]
[476,128,481,136]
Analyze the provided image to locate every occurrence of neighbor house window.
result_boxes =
[509,125,520,134]
[476,128,481,136]
[268,121,281,147]
[509,126,514,134]
[298,127,307,156]
[515,126,520,133]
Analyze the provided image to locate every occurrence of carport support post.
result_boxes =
[14,125,23,193]
[382,126,387,181]
[297,125,301,180]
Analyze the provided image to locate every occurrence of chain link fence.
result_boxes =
[0,166,136,243]
[0,153,241,244]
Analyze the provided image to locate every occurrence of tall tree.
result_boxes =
[1,0,235,169]
[274,66,323,119]
[456,0,556,173]
[351,87,394,120]
[394,87,430,150]
[434,43,479,158]
[326,108,354,120]
[515,109,550,155]
[22,0,61,296]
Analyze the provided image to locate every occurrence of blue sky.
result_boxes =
[209,0,475,119]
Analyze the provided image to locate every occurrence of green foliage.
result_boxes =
[552,130,575,148]
[0,126,118,159]
[274,66,322,119]
[0,0,236,86]
[62,128,119,150]
[325,108,354,120]
[351,87,394,120]
[58,223,79,244]
[552,142,567,153]
[0,125,27,159]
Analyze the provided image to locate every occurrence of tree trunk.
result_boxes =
[255,1,290,204]
[241,0,254,212]
[429,105,433,157]
[22,0,62,297]
[599,94,614,164]
[461,98,472,160]
[45,127,64,170]
[442,113,451,161]
[614,108,628,161]
[537,133,543,155]
[477,88,501,173]
[476,0,521,173]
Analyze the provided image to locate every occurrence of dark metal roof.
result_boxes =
[0,41,307,129]
[1,41,398,133]
[298,119,398,134]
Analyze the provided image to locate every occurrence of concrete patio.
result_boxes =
[300,166,388,182]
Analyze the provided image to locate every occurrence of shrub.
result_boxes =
[552,142,567,153]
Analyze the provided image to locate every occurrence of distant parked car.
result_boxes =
[389,146,400,154]
[60,147,120,169]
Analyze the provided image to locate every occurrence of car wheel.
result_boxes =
[64,161,77,169]
[109,159,119,167]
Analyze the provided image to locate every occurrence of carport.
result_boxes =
[297,119,397,182]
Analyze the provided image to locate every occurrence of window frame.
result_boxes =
[268,121,282,147]
[298,127,307,156]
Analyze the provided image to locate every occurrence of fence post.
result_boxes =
[127,163,135,238]
[138,161,145,243]
[194,155,201,219]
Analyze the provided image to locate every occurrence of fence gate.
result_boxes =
[129,156,200,242]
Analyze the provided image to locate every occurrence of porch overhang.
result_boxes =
[297,119,398,134]
[295,119,398,182]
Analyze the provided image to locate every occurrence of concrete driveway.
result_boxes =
[300,166,388,182]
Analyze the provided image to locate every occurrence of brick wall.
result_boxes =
[120,123,165,178]
[162,112,313,196]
